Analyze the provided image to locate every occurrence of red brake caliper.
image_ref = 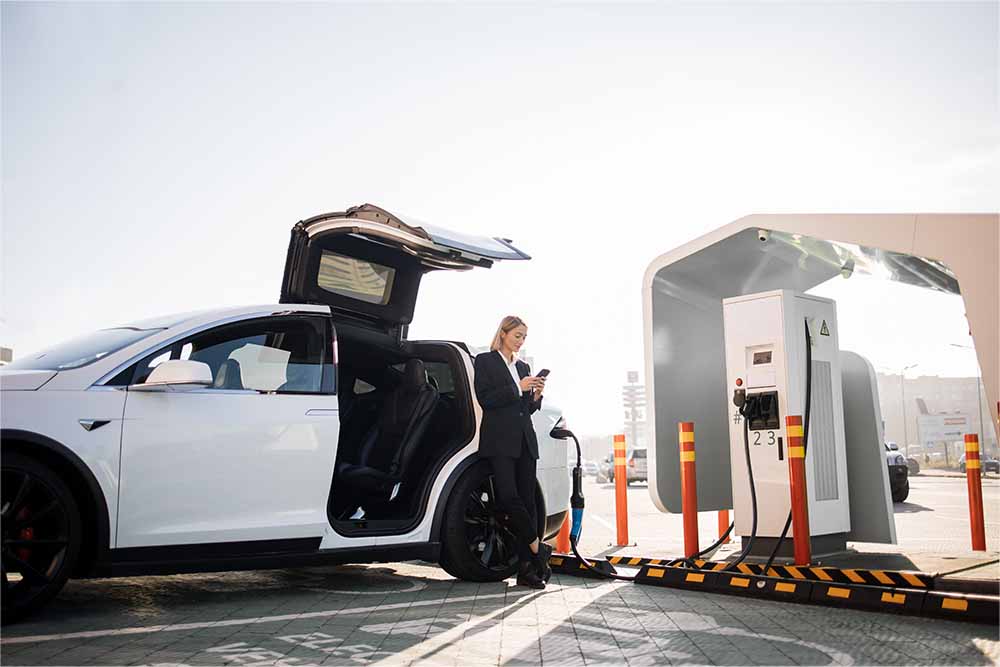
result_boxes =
[15,507,32,562]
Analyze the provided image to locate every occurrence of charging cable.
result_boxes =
[763,318,813,572]
[558,428,638,581]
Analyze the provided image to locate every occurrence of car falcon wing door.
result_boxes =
[280,204,530,337]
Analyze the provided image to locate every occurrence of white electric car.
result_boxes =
[0,204,570,623]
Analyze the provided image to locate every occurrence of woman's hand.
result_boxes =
[519,376,537,392]
[532,376,546,399]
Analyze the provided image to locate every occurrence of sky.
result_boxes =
[2,2,998,435]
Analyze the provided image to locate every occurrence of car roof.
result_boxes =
[116,304,331,331]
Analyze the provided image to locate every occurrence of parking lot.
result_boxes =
[574,472,1000,558]
[2,473,998,666]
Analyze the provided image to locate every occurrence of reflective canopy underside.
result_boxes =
[644,214,997,515]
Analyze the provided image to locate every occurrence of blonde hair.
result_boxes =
[490,315,527,352]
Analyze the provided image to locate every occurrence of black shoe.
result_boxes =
[535,543,553,583]
[516,561,546,589]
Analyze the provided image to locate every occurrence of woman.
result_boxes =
[474,315,551,589]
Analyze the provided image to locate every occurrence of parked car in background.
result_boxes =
[626,448,647,484]
[884,443,909,502]
[595,449,647,483]
[581,459,598,477]
[959,454,1000,474]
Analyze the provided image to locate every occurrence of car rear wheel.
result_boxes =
[441,461,543,583]
[2,453,82,624]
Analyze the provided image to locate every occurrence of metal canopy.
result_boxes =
[642,214,998,516]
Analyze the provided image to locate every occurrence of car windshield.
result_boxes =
[5,328,163,371]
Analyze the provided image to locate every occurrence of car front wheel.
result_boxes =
[2,452,82,624]
[440,461,543,583]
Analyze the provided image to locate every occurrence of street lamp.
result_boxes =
[950,343,987,452]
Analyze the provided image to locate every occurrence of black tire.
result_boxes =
[891,480,909,504]
[906,458,920,476]
[440,461,538,582]
[2,452,82,624]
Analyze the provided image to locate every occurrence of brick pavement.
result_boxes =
[1,561,997,666]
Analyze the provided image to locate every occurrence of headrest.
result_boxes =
[402,358,428,391]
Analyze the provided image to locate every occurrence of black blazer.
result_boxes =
[474,351,543,459]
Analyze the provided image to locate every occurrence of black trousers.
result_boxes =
[488,443,539,564]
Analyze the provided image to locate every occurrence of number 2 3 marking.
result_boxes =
[753,431,776,446]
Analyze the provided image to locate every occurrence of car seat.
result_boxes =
[333,359,439,517]
[213,359,244,390]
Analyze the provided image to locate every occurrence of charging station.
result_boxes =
[723,290,850,555]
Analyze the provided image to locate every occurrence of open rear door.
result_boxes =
[280,203,530,337]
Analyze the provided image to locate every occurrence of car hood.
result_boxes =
[0,370,58,391]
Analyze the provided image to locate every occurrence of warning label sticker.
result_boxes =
[820,320,830,336]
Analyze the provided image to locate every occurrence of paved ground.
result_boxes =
[576,473,1000,567]
[2,474,997,666]
[2,561,998,666]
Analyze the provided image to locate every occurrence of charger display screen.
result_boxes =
[752,351,772,365]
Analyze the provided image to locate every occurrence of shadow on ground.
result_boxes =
[1,563,997,666]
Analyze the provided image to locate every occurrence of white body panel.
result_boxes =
[0,389,127,547]
[723,290,850,537]
[118,390,339,548]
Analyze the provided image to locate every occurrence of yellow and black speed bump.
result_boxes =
[810,581,927,615]
[607,556,675,568]
[549,554,618,579]
[685,560,933,588]
[635,564,719,591]
[922,591,999,624]
[715,572,813,603]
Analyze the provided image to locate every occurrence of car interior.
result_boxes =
[327,322,476,534]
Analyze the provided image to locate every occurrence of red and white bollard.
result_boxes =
[785,415,811,565]
[678,422,699,558]
[964,433,987,551]
[613,434,629,546]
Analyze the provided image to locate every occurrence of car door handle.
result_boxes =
[305,409,339,417]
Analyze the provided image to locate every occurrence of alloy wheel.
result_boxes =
[463,476,518,572]
[1,468,72,616]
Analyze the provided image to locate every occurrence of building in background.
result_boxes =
[877,372,997,461]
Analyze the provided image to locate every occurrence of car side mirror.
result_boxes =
[888,442,899,451]
[130,360,213,392]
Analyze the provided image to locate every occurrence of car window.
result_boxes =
[190,319,327,393]
[317,250,395,305]
[122,317,333,393]
[6,327,162,371]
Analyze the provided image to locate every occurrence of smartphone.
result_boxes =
[537,368,550,378]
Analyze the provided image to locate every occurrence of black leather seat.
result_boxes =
[334,359,439,514]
